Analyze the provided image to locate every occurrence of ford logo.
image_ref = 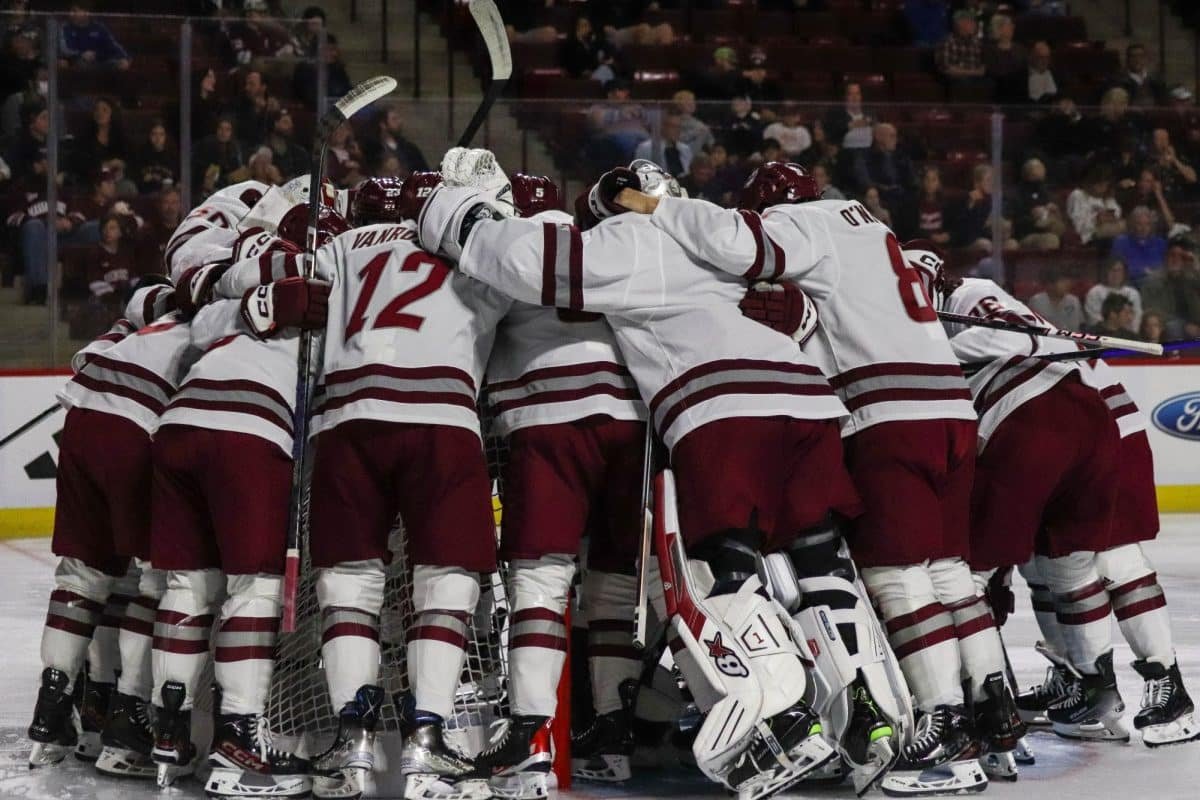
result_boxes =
[1152,393,1200,440]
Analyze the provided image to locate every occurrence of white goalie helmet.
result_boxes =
[628,158,687,199]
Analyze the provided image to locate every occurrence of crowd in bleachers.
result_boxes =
[467,0,1200,342]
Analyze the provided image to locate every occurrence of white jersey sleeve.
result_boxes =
[1083,358,1148,437]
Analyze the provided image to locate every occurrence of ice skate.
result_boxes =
[471,715,552,799]
[206,704,311,798]
[75,678,113,761]
[1047,651,1129,742]
[1012,737,1035,765]
[96,691,156,779]
[974,672,1024,782]
[399,714,493,800]
[880,705,987,798]
[843,680,900,795]
[153,680,197,787]
[1016,643,1073,726]
[1132,660,1200,748]
[27,667,78,768]
[571,679,637,783]
[312,685,386,800]
[723,701,838,800]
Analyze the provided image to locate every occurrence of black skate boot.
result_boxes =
[312,684,386,800]
[975,673,1025,782]
[880,705,986,797]
[27,667,78,768]
[206,685,311,799]
[1131,660,1200,747]
[96,692,156,779]
[399,709,492,800]
[472,715,554,799]
[75,678,113,761]
[841,679,901,794]
[1048,651,1128,742]
[724,700,837,800]
[571,678,636,783]
[152,680,196,787]
[1016,644,1073,725]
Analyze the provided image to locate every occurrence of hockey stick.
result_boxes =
[959,337,1200,374]
[632,421,655,650]
[0,402,61,451]
[455,0,512,148]
[282,75,398,633]
[937,310,1164,356]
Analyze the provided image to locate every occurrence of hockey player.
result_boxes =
[903,245,1129,744]
[615,164,1016,795]
[163,180,269,271]
[148,213,334,796]
[414,156,860,799]
[27,277,180,773]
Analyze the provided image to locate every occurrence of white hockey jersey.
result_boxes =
[649,196,975,435]
[1083,358,1147,438]
[309,221,511,438]
[486,211,644,436]
[163,180,266,277]
[435,188,848,451]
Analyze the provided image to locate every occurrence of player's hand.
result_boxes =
[589,166,639,219]
[240,277,331,338]
[175,261,230,319]
[738,281,819,345]
[986,567,1015,627]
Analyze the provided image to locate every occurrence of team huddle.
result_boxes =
[21,151,1200,800]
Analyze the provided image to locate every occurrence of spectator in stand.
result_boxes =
[292,5,331,58]
[194,116,248,199]
[1019,40,1059,104]
[1114,43,1167,108]
[954,163,1016,252]
[1141,236,1200,338]
[671,90,714,154]
[1139,310,1166,343]
[1,59,47,143]
[823,81,874,153]
[70,97,127,182]
[2,0,38,51]
[693,46,742,110]
[851,122,915,212]
[74,168,136,244]
[246,146,284,186]
[58,2,130,71]
[721,94,765,160]
[293,39,353,110]
[738,48,783,116]
[7,101,47,182]
[1111,206,1168,284]
[0,29,39,112]
[1027,266,1084,330]
[1035,97,1085,181]
[914,165,952,245]
[862,185,894,229]
[585,79,651,168]
[87,213,139,301]
[937,10,987,85]
[233,69,277,150]
[133,120,178,194]
[763,101,811,160]
[1011,157,1066,250]
[634,112,693,177]
[904,0,949,47]
[801,118,836,168]
[1148,127,1197,200]
[984,13,1026,92]
[135,186,182,275]
[560,13,619,84]
[706,143,748,205]
[583,0,674,47]
[361,104,430,176]
[1118,168,1177,232]
[756,138,785,168]
[678,153,721,203]
[225,0,295,67]
[186,67,225,143]
[1068,165,1124,245]
[1085,257,1143,329]
[1088,293,1139,338]
[376,153,402,178]
[7,152,84,304]
[1083,87,1147,164]
[1112,133,1144,194]
[1165,84,1200,145]
[812,161,845,200]
[324,121,364,188]
[265,107,307,180]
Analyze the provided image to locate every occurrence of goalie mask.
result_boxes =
[277,203,351,250]
[510,174,561,218]
[629,158,684,200]
[901,239,956,308]
[738,162,821,213]
[352,176,406,226]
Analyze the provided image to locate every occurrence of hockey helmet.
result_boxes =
[737,162,821,213]
[277,203,351,250]
[397,171,446,222]
[281,173,337,208]
[351,176,407,227]
[510,174,562,218]
[629,158,684,200]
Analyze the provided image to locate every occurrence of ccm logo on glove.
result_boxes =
[240,277,331,338]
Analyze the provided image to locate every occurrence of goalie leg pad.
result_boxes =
[117,561,166,701]
[582,569,643,716]
[1033,552,1113,674]
[409,564,480,720]
[151,568,224,709]
[1095,543,1173,665]
[317,559,386,710]
[929,557,1006,704]
[508,554,574,717]
[213,573,283,715]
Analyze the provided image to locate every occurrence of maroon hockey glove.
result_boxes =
[986,567,1015,628]
[587,166,639,220]
[738,281,819,345]
[240,277,331,339]
[175,262,230,319]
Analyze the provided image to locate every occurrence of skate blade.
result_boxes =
[95,746,157,779]
[313,767,366,799]
[1051,717,1130,743]
[28,741,72,768]
[75,731,102,761]
[851,737,899,797]
[798,754,849,786]
[880,759,989,797]
[1141,712,1200,748]
[1013,737,1035,765]
[980,751,1018,782]
[1017,710,1049,726]
[489,769,548,799]
[403,773,493,800]
[205,765,312,798]
[156,759,195,787]
[571,753,631,782]
[734,733,838,800]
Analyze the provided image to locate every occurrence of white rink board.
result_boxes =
[1110,361,1200,488]
[2,519,1200,799]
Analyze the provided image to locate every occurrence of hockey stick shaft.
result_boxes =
[959,336,1200,374]
[632,421,655,650]
[0,402,61,451]
[937,310,1164,356]
[455,0,512,148]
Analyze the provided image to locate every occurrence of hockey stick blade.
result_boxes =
[937,310,1164,356]
[333,75,398,122]
[456,0,512,148]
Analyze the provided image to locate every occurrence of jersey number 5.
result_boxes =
[885,233,937,323]
[344,251,451,341]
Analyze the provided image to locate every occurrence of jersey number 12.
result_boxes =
[344,251,450,341]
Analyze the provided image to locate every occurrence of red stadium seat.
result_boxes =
[893,72,945,102]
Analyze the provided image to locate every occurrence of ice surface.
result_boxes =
[2,518,1198,799]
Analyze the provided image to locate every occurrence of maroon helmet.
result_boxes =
[351,177,406,227]
[277,204,351,250]
[738,162,821,213]
[510,174,561,218]
[396,171,445,223]
[238,186,265,207]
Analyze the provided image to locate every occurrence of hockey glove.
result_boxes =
[986,567,1015,628]
[738,281,819,345]
[175,262,231,319]
[240,277,331,339]
[587,166,639,221]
